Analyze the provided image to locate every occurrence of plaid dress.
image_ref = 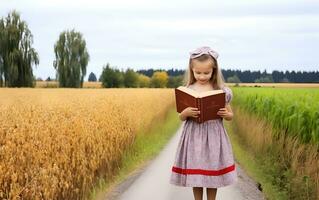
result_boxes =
[169,85,237,188]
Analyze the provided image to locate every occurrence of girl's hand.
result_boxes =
[217,107,233,121]
[180,107,200,119]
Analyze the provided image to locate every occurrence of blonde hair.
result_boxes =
[183,54,226,89]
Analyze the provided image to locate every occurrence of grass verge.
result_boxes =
[224,120,288,200]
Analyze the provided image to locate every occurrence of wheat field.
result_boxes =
[35,81,102,88]
[0,88,175,199]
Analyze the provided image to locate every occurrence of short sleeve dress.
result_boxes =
[169,85,237,188]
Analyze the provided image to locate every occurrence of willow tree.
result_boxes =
[53,29,89,88]
[0,10,39,87]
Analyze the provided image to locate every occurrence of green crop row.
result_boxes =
[232,87,319,145]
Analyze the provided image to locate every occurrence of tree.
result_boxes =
[279,77,290,83]
[88,72,97,82]
[100,63,123,88]
[124,68,139,88]
[254,76,274,83]
[167,75,183,88]
[150,71,168,88]
[53,29,89,88]
[272,70,284,83]
[226,75,241,83]
[0,10,39,87]
[138,73,151,87]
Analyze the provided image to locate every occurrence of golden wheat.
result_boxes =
[0,88,174,199]
[35,81,102,88]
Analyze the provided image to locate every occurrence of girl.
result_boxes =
[169,46,237,200]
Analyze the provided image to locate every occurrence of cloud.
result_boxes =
[1,0,319,79]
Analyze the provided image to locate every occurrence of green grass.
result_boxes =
[89,107,181,200]
[225,121,288,200]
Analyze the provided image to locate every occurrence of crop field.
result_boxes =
[232,87,319,144]
[0,88,174,199]
[35,81,102,88]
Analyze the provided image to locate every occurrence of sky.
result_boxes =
[1,0,319,80]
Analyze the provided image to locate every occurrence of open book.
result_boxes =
[175,86,226,123]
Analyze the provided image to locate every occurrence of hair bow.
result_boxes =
[189,46,219,60]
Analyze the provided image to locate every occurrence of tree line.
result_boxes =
[97,64,182,88]
[136,69,319,83]
[1,10,318,88]
[222,69,319,83]
[83,67,319,88]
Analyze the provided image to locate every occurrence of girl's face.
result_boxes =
[192,59,214,85]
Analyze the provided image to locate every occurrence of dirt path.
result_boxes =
[100,124,265,200]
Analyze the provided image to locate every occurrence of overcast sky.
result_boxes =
[1,0,319,80]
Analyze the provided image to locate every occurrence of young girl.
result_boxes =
[169,46,237,200]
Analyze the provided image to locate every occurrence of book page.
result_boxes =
[177,86,224,98]
[176,86,199,97]
[198,90,224,98]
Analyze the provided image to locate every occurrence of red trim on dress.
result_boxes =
[172,164,235,176]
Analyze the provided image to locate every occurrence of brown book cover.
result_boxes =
[175,86,226,123]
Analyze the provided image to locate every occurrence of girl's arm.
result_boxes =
[217,104,234,121]
[179,113,187,121]
[224,104,234,121]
